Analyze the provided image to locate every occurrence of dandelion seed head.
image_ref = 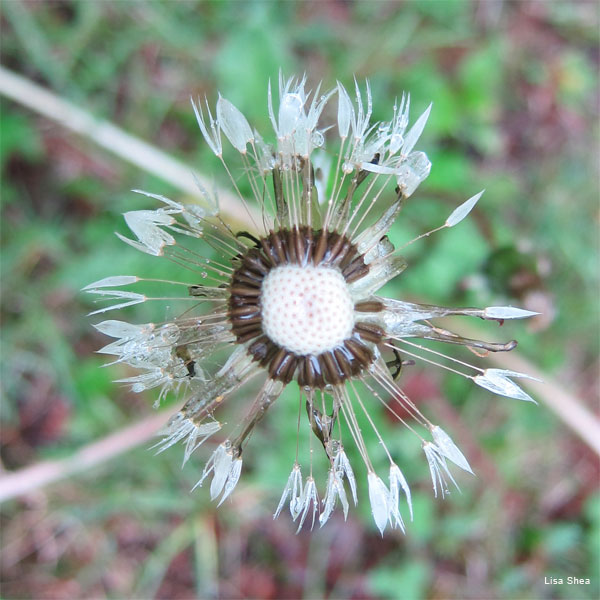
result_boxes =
[88,73,537,535]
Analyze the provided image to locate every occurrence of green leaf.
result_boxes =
[369,561,429,600]
[0,110,43,168]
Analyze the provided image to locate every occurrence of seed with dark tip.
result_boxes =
[268,347,288,378]
[260,238,277,266]
[270,231,286,263]
[354,300,384,313]
[230,285,261,297]
[338,246,358,270]
[230,306,261,316]
[232,272,262,287]
[294,228,305,264]
[279,354,298,383]
[234,314,262,324]
[243,252,269,275]
[285,229,298,264]
[248,336,271,360]
[354,322,384,344]
[321,352,342,385]
[333,348,352,378]
[313,230,328,264]
[343,262,370,283]
[345,337,373,365]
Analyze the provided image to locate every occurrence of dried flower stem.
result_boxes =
[0,409,173,503]
[0,65,255,230]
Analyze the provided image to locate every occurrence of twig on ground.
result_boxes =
[0,65,256,230]
[0,410,172,503]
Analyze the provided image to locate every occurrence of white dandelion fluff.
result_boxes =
[87,74,536,534]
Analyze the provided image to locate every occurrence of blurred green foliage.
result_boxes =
[1,1,598,599]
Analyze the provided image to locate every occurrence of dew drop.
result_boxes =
[311,131,325,147]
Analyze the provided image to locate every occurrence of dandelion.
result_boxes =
[86,74,537,534]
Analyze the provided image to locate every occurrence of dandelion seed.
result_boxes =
[334,448,358,505]
[86,290,146,315]
[401,102,432,157]
[191,97,221,156]
[296,476,319,533]
[336,81,353,139]
[83,275,139,290]
[152,415,222,465]
[274,463,304,520]
[368,472,390,536]
[193,442,242,505]
[389,463,412,524]
[216,95,254,153]
[320,469,349,526]
[483,306,540,320]
[89,75,537,534]
[430,426,473,475]
[117,209,179,256]
[423,442,459,499]
[445,190,484,227]
[473,369,540,403]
